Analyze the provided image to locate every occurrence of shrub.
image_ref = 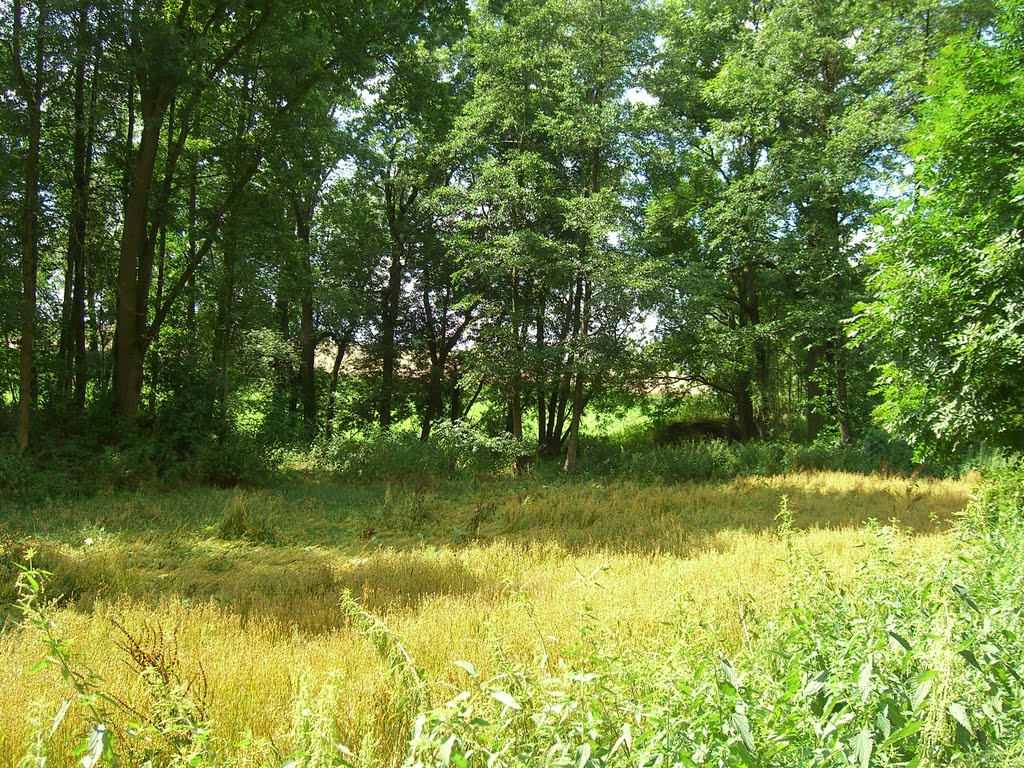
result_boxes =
[313,422,535,482]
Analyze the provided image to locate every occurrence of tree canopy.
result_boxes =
[1,0,1019,468]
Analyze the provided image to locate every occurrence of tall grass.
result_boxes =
[408,464,1024,767]
[0,471,973,765]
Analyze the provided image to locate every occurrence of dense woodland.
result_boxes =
[1,0,1022,478]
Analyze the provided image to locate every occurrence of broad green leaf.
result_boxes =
[948,702,971,731]
[731,712,755,755]
[880,720,922,749]
[853,727,873,768]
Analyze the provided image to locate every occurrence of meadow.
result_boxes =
[0,467,991,767]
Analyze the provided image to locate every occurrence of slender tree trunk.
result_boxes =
[380,239,403,429]
[60,5,90,401]
[294,208,317,426]
[449,357,462,422]
[73,37,99,409]
[16,105,41,451]
[826,341,853,443]
[113,95,166,420]
[535,300,546,448]
[13,0,46,451]
[217,233,237,432]
[563,277,590,475]
[804,344,825,441]
[148,226,166,415]
[324,337,347,440]
[187,170,198,331]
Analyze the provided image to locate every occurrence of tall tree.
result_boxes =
[852,3,1021,455]
[7,0,50,450]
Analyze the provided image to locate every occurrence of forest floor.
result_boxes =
[0,472,971,766]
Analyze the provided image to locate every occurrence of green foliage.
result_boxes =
[314,423,535,481]
[578,430,940,482]
[852,4,1024,457]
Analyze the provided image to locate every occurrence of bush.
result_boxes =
[312,422,535,482]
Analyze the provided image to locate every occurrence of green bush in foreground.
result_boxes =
[10,464,1024,766]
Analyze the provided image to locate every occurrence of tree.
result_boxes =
[6,0,51,450]
[445,0,652,468]
[851,5,1024,454]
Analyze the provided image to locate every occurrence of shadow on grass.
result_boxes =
[1,530,495,636]
[0,472,970,634]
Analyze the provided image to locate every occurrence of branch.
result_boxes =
[146,154,263,344]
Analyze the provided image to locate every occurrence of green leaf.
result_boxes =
[952,584,980,612]
[912,674,934,711]
[731,711,755,755]
[888,630,912,652]
[853,727,873,768]
[491,691,521,710]
[438,734,457,764]
[802,670,828,697]
[721,659,741,691]
[880,719,922,749]
[453,660,477,677]
[948,702,971,731]
[858,661,873,702]
[958,649,982,672]
[79,724,112,768]
[577,742,592,768]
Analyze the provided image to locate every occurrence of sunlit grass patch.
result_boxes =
[0,471,971,766]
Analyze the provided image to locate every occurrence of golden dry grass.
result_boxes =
[0,472,971,766]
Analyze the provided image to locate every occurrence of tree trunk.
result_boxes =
[148,226,166,415]
[16,99,41,452]
[420,352,447,441]
[734,378,757,442]
[804,344,825,441]
[72,32,98,410]
[295,209,317,426]
[113,96,166,420]
[216,232,237,432]
[380,239,403,429]
[13,0,46,451]
[324,337,347,440]
[187,170,198,331]
[535,300,546,447]
[563,276,590,475]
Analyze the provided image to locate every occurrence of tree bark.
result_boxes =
[324,336,348,440]
[381,182,416,429]
[804,344,826,441]
[563,276,590,475]
[380,239,402,430]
